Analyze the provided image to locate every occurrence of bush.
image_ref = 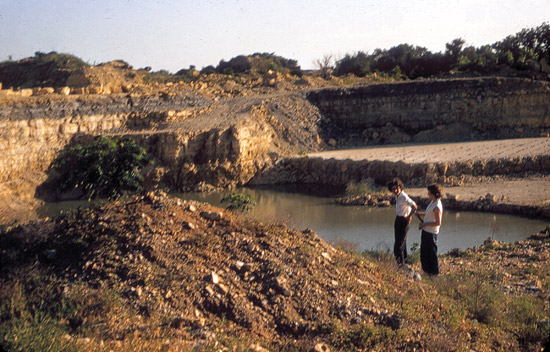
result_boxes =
[50,135,151,200]
[31,51,89,70]
[408,242,420,264]
[220,193,256,213]
[215,53,303,76]
[446,247,471,258]
[509,296,550,348]
[345,178,385,197]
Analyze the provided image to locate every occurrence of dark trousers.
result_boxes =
[394,216,409,265]
[421,230,440,276]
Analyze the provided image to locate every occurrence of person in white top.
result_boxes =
[387,178,417,266]
[416,184,444,276]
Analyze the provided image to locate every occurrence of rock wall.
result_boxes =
[308,77,550,145]
[251,154,550,188]
[0,113,129,186]
[134,119,274,191]
[0,99,274,203]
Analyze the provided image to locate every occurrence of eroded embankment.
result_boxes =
[252,149,550,187]
[3,192,548,350]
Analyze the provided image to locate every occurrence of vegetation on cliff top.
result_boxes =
[1,22,548,89]
[0,192,548,351]
[331,22,550,79]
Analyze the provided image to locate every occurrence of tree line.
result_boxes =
[328,22,550,79]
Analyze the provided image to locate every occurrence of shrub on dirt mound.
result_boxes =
[0,51,89,88]
[215,52,303,76]
[0,52,145,89]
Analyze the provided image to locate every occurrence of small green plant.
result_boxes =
[220,192,256,213]
[438,271,504,325]
[508,296,550,348]
[327,322,396,350]
[446,247,471,258]
[345,178,385,197]
[407,242,420,264]
[50,135,151,200]
[362,248,394,263]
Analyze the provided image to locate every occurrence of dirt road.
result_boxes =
[308,137,550,163]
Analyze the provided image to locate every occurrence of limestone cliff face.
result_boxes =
[140,118,274,190]
[308,77,550,145]
[0,93,277,206]
[250,154,550,189]
[0,113,127,184]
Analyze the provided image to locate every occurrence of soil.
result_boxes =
[1,191,548,351]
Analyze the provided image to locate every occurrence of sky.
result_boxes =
[0,0,548,73]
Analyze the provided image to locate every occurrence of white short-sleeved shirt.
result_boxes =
[423,199,443,234]
[395,191,417,217]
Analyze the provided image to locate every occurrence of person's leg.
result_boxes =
[394,217,407,265]
[431,234,439,275]
[403,222,409,263]
[420,230,429,273]
[421,231,439,275]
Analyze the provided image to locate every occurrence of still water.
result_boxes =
[178,188,549,254]
[37,188,548,254]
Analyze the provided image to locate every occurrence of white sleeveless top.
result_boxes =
[423,199,443,234]
[396,191,416,217]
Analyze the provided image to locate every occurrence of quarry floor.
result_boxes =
[308,137,550,208]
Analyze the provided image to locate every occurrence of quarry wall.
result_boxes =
[308,77,550,145]
[250,154,550,189]
[0,97,274,201]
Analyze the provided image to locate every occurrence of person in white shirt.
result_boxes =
[387,178,417,266]
[417,183,444,276]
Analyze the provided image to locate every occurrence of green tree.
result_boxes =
[50,135,151,200]
[517,22,550,63]
[445,38,465,69]
[334,51,371,76]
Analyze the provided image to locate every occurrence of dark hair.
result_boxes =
[427,183,443,199]
[387,178,404,192]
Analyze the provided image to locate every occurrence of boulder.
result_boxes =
[20,88,33,97]
[200,211,223,221]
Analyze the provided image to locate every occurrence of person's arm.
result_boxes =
[415,212,424,223]
[407,204,418,223]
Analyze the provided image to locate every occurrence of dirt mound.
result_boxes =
[65,60,146,90]
[0,52,145,90]
[0,192,406,350]
[2,192,548,351]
